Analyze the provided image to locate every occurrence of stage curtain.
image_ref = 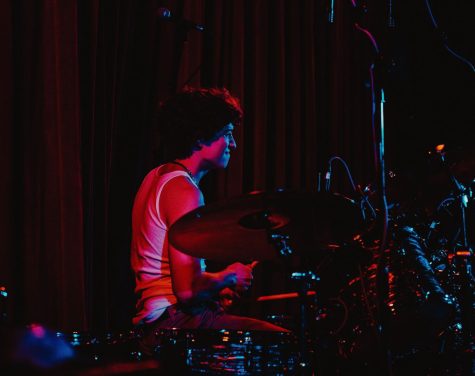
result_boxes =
[0,0,377,331]
[0,0,85,331]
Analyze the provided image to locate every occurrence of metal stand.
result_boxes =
[165,11,205,93]
[291,271,319,375]
[350,2,392,370]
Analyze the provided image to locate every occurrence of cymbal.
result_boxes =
[168,191,364,263]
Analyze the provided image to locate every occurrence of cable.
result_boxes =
[325,155,378,221]
[326,156,358,192]
[424,0,475,73]
[354,24,380,55]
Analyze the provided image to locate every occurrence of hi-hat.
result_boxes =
[168,191,364,263]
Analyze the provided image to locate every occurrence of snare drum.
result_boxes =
[154,329,299,375]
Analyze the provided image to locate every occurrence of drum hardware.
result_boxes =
[393,227,453,306]
[270,233,293,257]
[323,223,458,373]
[385,172,473,374]
[308,146,474,374]
[436,147,474,372]
[290,271,320,374]
[153,328,299,375]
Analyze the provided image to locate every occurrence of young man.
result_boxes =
[131,87,287,354]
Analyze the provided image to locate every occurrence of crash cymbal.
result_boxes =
[168,191,364,263]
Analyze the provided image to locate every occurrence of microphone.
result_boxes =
[325,167,331,192]
[157,7,205,32]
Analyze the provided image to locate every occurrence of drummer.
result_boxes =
[130,87,288,354]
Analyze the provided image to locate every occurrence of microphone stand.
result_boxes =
[353,16,393,375]
[168,13,205,93]
[372,68,392,376]
[170,24,189,93]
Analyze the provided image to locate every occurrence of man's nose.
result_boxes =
[229,135,237,149]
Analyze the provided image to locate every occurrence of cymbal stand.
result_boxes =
[348,1,392,372]
[291,271,319,375]
[164,9,205,93]
[268,231,316,373]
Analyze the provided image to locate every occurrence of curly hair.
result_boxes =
[157,87,243,161]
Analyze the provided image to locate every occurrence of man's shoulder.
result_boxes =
[160,177,204,225]
[161,175,203,205]
[164,174,199,191]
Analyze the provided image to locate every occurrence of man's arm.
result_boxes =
[161,177,253,304]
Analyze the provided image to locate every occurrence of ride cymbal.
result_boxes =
[168,191,364,263]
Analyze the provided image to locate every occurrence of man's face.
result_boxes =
[200,123,237,169]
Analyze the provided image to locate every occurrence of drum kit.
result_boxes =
[3,148,472,375]
[161,146,474,375]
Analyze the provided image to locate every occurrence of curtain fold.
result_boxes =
[0,0,14,323]
[1,0,85,331]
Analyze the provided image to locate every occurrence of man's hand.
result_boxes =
[223,262,256,293]
[219,262,258,310]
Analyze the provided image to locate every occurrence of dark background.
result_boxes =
[0,0,473,333]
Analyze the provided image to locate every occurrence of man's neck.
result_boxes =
[175,156,208,184]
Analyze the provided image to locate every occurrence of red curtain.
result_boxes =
[0,0,386,333]
[2,0,471,332]
[0,0,85,330]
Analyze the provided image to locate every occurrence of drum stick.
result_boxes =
[256,291,316,302]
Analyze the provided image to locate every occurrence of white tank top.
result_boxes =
[130,165,201,325]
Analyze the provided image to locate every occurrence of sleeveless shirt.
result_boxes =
[130,165,201,325]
